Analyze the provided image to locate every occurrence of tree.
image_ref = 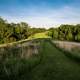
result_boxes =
[53,29,58,39]
[75,33,80,42]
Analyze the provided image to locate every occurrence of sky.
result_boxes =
[0,0,80,28]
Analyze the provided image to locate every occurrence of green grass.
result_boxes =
[0,39,80,80]
[29,40,80,80]
[28,32,51,39]
[0,32,49,48]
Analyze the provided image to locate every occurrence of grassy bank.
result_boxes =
[0,39,80,80]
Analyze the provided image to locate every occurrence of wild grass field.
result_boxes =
[0,0,80,79]
[0,38,80,80]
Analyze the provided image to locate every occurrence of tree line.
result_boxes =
[0,17,80,44]
[48,24,80,42]
[0,17,46,44]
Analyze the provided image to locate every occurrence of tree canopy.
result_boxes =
[0,17,46,44]
[48,24,80,42]
[0,17,80,44]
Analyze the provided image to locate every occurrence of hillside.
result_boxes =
[0,39,80,80]
[28,32,51,39]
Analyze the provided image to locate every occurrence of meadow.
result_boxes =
[0,37,80,80]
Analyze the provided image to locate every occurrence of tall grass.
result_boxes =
[0,39,43,80]
[50,40,80,62]
[0,39,80,80]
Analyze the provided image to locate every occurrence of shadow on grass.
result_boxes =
[49,40,80,63]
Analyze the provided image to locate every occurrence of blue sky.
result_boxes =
[0,0,80,28]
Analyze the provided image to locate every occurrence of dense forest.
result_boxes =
[0,17,80,44]
[48,24,80,42]
[0,17,46,44]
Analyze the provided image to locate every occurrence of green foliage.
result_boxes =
[66,32,73,41]
[0,17,46,44]
[53,29,58,39]
[0,17,80,43]
[75,33,80,41]
[48,24,80,42]
[47,31,53,37]
[0,39,80,80]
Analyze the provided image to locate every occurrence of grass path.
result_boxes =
[30,40,80,80]
[1,39,80,80]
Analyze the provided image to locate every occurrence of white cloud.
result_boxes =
[26,6,80,28]
[1,6,80,28]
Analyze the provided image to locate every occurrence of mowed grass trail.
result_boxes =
[0,39,80,80]
[30,40,80,80]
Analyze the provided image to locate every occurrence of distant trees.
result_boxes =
[0,17,80,44]
[0,17,46,44]
[48,24,80,42]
